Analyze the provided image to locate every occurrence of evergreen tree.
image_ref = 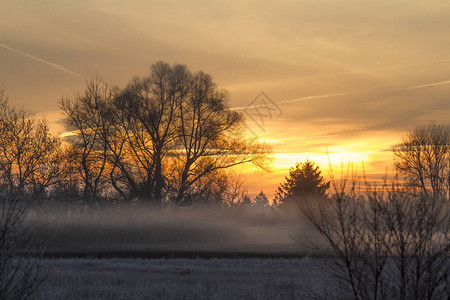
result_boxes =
[274,160,329,207]
[241,195,252,207]
[253,191,270,207]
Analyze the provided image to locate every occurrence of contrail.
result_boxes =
[402,80,450,91]
[0,42,85,80]
[276,93,346,105]
[231,93,346,111]
[232,75,450,111]
[226,59,450,92]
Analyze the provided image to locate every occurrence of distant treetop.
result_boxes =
[274,160,329,207]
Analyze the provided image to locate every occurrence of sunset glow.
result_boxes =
[2,3,450,298]
[1,0,449,198]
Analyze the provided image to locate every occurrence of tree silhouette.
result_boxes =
[393,123,449,199]
[171,70,269,206]
[274,160,329,208]
[60,62,271,205]
[60,77,117,201]
[253,191,270,207]
[0,89,61,199]
[0,89,48,300]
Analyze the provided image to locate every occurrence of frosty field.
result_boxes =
[26,206,337,299]
[34,257,334,300]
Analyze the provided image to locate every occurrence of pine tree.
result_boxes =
[241,195,252,207]
[274,160,329,207]
[253,191,270,207]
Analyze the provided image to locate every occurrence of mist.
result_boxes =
[26,204,319,257]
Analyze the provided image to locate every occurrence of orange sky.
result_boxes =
[1,0,450,198]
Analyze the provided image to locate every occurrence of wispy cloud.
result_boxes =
[231,93,346,111]
[0,42,85,80]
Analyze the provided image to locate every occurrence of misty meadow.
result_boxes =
[1,1,450,299]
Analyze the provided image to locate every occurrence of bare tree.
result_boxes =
[112,62,191,202]
[167,169,249,207]
[60,62,270,206]
[299,170,388,300]
[299,168,450,300]
[60,78,118,201]
[172,70,270,205]
[0,89,46,299]
[47,147,82,201]
[0,194,46,300]
[0,89,61,199]
[383,185,450,300]
[393,123,450,199]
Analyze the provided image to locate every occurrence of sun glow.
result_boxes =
[272,150,372,173]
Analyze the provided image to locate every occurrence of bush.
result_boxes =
[300,173,450,300]
[0,194,46,300]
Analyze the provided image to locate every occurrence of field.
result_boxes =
[26,206,336,299]
[35,257,335,300]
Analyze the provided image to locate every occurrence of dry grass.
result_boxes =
[35,257,334,300]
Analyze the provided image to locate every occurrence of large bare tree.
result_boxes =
[112,62,192,202]
[60,62,270,205]
[393,123,450,199]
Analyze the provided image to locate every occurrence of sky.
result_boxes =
[1,0,450,197]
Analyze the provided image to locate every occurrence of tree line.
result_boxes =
[1,62,448,210]
[0,62,271,207]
